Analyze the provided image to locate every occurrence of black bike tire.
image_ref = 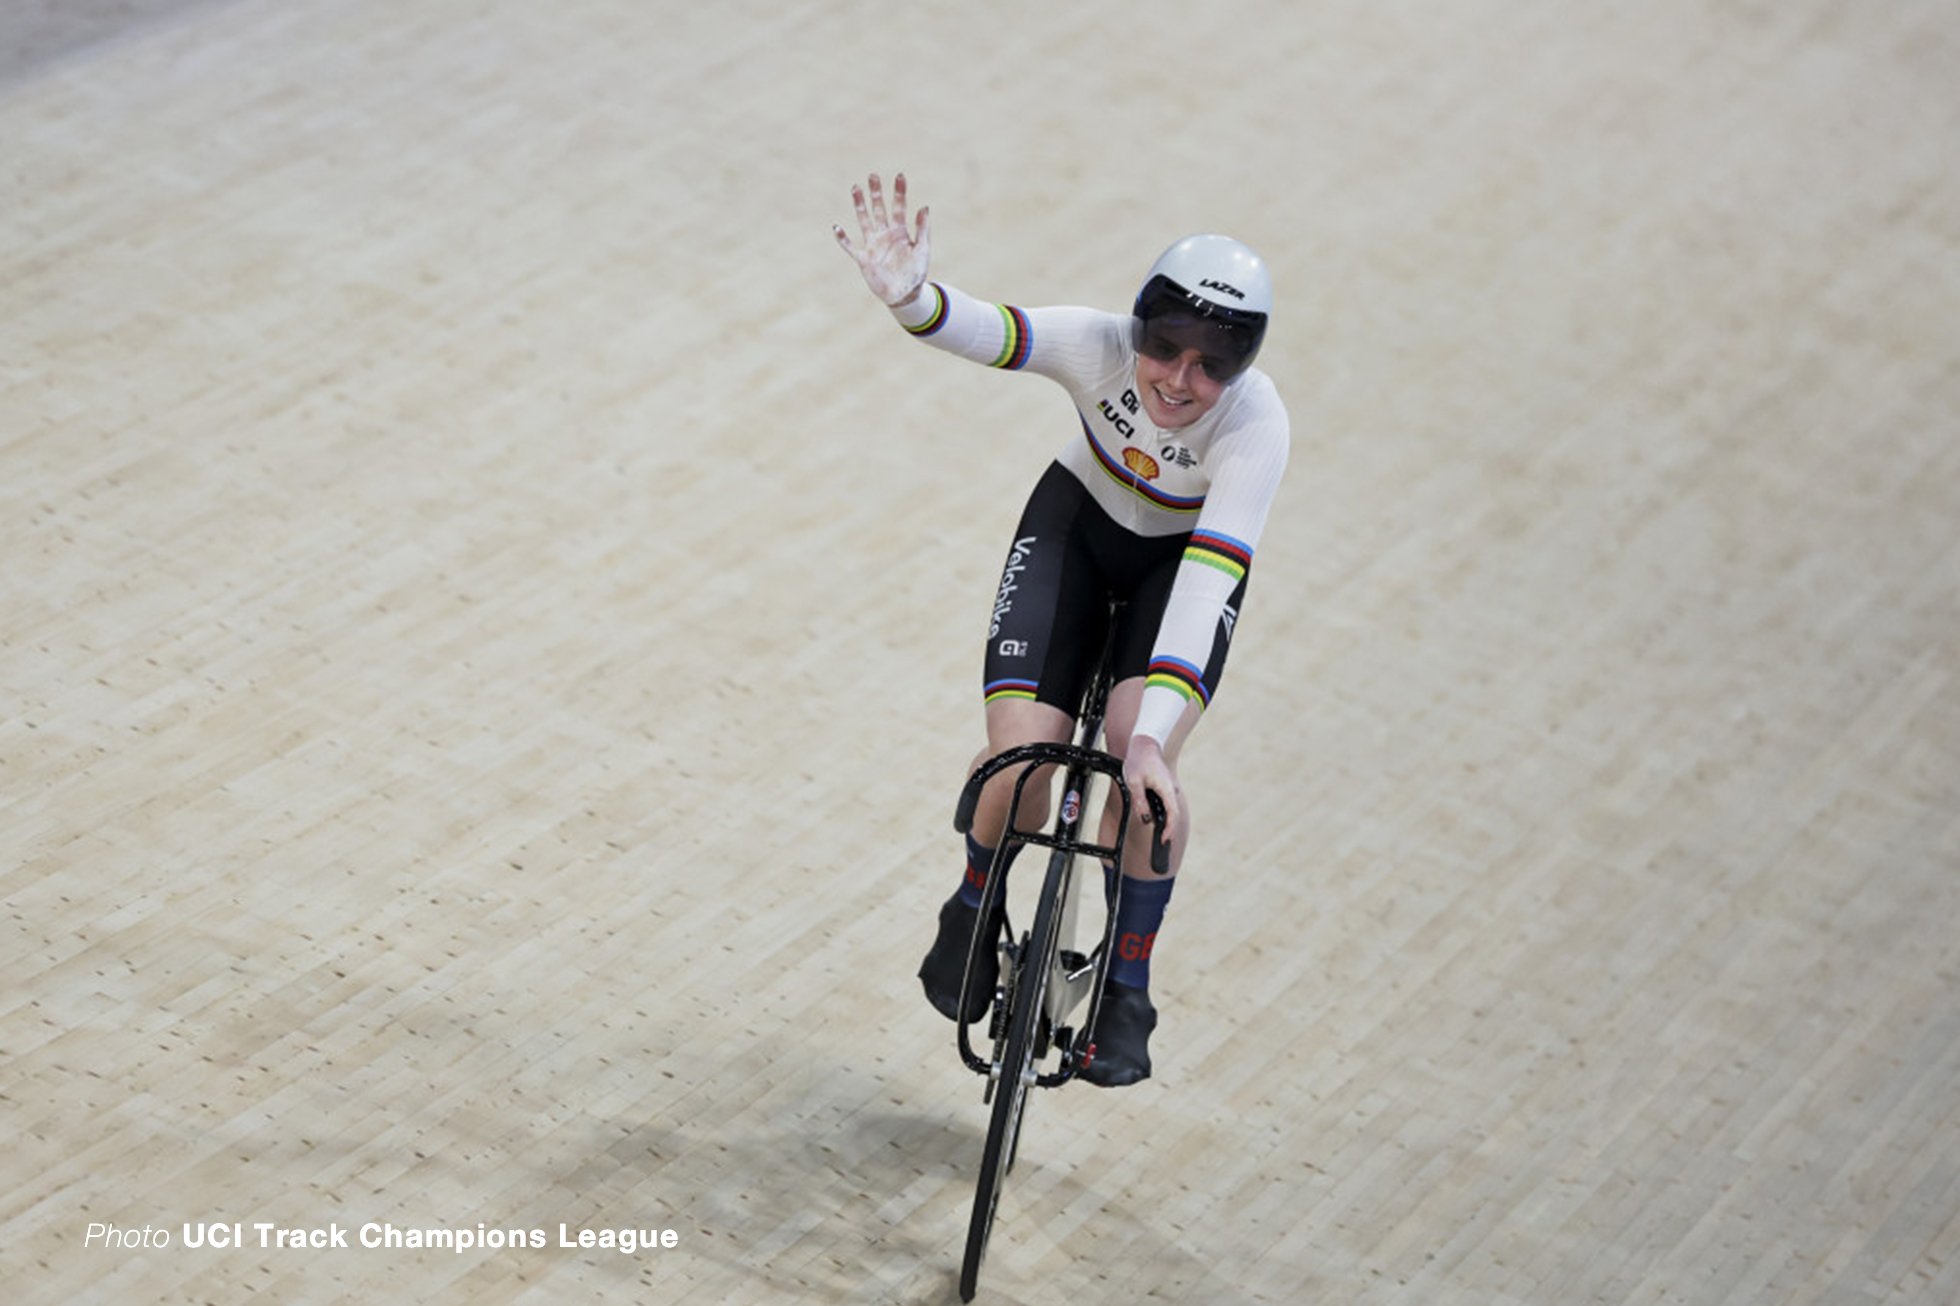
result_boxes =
[960,847,1070,1301]
[1007,855,1073,1167]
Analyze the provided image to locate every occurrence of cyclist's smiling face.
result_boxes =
[1135,345,1225,430]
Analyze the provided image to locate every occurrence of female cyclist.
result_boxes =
[836,173,1289,1087]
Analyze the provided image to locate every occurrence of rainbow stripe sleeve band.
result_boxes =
[903,284,949,336]
[1184,529,1252,582]
[1144,656,1210,707]
[990,304,1032,369]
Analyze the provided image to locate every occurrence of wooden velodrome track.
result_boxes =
[5,1,1957,1302]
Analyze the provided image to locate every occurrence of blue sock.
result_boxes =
[958,834,1021,908]
[1105,870,1175,990]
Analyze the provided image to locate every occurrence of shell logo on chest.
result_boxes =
[1121,447,1161,481]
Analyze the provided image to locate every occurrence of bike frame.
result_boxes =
[952,738,1131,1086]
[948,602,1170,1300]
[949,596,1169,1086]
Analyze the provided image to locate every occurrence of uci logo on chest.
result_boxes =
[1097,386,1144,443]
[1097,387,1143,441]
[1097,399,1135,440]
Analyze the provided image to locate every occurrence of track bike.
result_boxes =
[948,603,1170,1301]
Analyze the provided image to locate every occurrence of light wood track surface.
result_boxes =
[5,2,1957,1303]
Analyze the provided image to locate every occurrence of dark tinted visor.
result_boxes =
[1131,275,1266,381]
[1133,314,1258,383]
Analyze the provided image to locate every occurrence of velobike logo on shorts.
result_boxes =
[990,535,1037,639]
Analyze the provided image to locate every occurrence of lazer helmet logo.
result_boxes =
[1199,278,1245,300]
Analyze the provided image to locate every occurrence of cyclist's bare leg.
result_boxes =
[965,697,1075,848]
[1068,677,1199,1085]
[920,699,1078,1022]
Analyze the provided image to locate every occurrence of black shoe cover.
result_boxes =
[1081,980,1156,1087]
[918,895,996,1022]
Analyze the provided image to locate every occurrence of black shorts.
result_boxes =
[982,462,1249,719]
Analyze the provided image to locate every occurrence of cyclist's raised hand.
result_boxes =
[835,172,931,308]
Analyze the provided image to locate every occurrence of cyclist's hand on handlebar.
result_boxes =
[1123,736,1183,856]
[834,172,931,308]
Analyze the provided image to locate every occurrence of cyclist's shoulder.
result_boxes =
[1021,303,1132,352]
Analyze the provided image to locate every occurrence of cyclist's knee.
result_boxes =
[967,700,1072,845]
[1100,781,1188,876]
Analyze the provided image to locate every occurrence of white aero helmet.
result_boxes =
[1131,234,1272,382]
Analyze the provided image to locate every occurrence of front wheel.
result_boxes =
[960,850,1069,1300]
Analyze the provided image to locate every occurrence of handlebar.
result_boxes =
[954,743,1173,876]
[1143,790,1170,876]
